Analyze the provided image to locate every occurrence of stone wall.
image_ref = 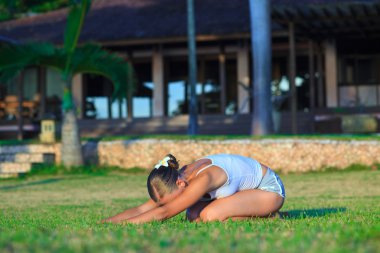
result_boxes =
[2,139,379,173]
[96,139,380,173]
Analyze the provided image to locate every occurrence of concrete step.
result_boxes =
[0,153,55,163]
[0,154,15,162]
[0,163,32,173]
[15,153,55,163]
[0,144,56,155]
[0,173,19,179]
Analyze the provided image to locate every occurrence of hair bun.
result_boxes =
[166,154,179,170]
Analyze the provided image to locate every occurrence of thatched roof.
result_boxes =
[0,0,379,45]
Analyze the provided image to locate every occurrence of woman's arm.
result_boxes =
[102,199,158,223]
[126,168,225,224]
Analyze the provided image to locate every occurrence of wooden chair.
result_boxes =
[3,95,39,119]
[0,101,5,119]
[22,94,40,118]
[4,95,19,118]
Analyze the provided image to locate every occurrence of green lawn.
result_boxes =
[1,169,379,253]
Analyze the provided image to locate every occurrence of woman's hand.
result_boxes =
[126,171,218,224]
[99,199,158,224]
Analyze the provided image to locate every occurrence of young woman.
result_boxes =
[103,154,285,224]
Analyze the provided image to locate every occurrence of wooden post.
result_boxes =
[127,91,133,121]
[237,41,250,114]
[219,45,226,114]
[200,60,206,114]
[17,72,24,140]
[324,39,338,108]
[106,79,112,119]
[308,40,315,133]
[126,52,133,121]
[118,99,123,119]
[289,22,297,134]
[38,67,46,120]
[152,46,165,117]
[317,44,324,107]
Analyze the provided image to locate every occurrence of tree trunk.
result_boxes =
[61,77,84,166]
[187,0,198,135]
[61,109,84,166]
[249,0,273,135]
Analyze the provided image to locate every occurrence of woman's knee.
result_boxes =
[199,207,225,222]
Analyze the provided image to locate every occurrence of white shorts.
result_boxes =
[257,168,286,198]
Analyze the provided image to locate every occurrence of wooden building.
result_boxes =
[1,0,380,137]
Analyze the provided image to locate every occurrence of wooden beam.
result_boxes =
[273,6,380,24]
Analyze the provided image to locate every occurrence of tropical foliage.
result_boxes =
[0,0,134,166]
[0,0,70,21]
[0,43,132,101]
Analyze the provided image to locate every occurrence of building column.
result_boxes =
[152,47,165,117]
[72,74,83,119]
[237,42,250,114]
[324,39,338,108]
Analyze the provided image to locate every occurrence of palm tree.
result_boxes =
[187,0,198,135]
[0,0,134,166]
[249,0,273,135]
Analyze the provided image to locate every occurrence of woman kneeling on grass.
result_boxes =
[103,154,285,224]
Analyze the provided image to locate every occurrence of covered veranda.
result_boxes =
[1,0,380,139]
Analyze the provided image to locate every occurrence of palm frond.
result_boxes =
[0,42,134,100]
[64,0,91,54]
[71,44,135,100]
[64,0,91,77]
[0,42,61,82]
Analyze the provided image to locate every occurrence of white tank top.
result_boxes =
[196,154,263,200]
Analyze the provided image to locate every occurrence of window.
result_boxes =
[83,74,126,119]
[165,56,238,116]
[133,62,153,118]
[339,56,380,107]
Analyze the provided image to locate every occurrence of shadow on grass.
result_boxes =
[0,178,63,191]
[281,207,347,219]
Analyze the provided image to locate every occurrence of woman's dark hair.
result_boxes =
[147,154,180,202]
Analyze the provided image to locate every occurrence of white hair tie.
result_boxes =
[154,156,171,169]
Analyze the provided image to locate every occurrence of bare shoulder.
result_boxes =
[191,164,228,191]
[180,158,211,179]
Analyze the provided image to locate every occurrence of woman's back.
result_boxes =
[197,154,263,199]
